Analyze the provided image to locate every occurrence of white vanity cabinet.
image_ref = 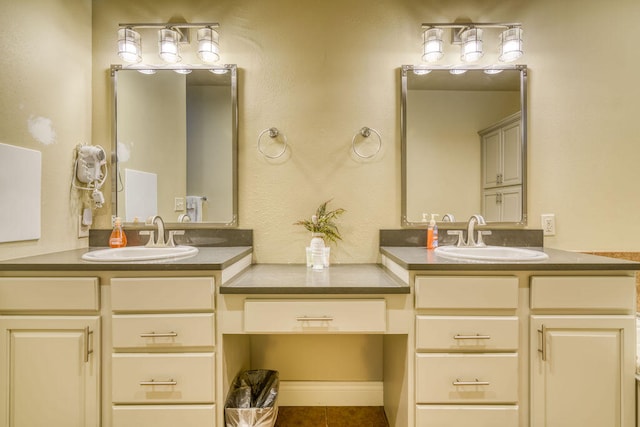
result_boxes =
[414,275,520,426]
[110,277,216,427]
[0,277,100,427]
[530,276,636,427]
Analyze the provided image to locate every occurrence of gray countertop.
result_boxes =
[380,246,640,271]
[0,246,252,271]
[220,264,410,294]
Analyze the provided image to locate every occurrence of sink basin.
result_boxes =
[82,246,199,262]
[434,245,549,262]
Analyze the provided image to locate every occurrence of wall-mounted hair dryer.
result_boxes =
[73,144,107,208]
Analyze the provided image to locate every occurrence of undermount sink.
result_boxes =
[434,245,549,262]
[81,245,199,262]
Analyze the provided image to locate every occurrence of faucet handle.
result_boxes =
[447,230,465,247]
[167,230,185,247]
[139,230,156,247]
[476,230,492,247]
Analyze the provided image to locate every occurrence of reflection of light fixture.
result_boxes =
[460,28,483,62]
[137,68,156,75]
[449,68,467,75]
[422,28,444,63]
[118,28,142,63]
[413,67,432,75]
[210,68,229,75]
[117,22,220,65]
[420,22,523,65]
[197,27,220,64]
[174,68,192,74]
[159,28,181,63]
[499,27,523,62]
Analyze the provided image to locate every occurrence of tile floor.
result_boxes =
[274,406,389,427]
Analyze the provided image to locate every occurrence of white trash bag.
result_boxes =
[225,370,279,427]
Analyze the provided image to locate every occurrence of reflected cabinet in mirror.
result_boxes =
[401,65,527,227]
[111,65,238,226]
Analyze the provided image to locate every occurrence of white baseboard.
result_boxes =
[277,381,384,406]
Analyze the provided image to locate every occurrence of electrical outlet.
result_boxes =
[78,215,89,238]
[541,214,556,236]
[175,197,185,211]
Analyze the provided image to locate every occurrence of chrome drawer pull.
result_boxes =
[140,332,178,338]
[139,379,177,386]
[453,379,490,386]
[453,334,491,340]
[296,316,334,322]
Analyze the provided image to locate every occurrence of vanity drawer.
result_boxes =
[0,277,99,312]
[415,276,518,310]
[112,405,216,427]
[111,277,214,312]
[112,313,215,350]
[416,404,518,427]
[415,353,518,404]
[244,299,386,333]
[416,316,518,351]
[112,353,215,404]
[530,276,635,312]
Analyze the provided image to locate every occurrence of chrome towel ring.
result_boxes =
[257,127,287,159]
[352,127,381,159]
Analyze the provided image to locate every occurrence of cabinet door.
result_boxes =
[500,185,522,222]
[0,316,100,427]
[530,315,635,427]
[500,121,522,186]
[482,129,501,188]
[482,188,501,222]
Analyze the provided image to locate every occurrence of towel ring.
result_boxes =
[352,127,381,159]
[258,127,287,159]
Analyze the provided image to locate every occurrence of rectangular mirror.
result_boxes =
[401,65,527,227]
[111,65,238,226]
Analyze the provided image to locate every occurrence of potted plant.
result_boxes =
[294,200,345,269]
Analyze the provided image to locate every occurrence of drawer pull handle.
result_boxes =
[139,379,177,386]
[538,324,547,361]
[296,316,334,322]
[453,334,491,340]
[453,379,490,386]
[140,332,178,338]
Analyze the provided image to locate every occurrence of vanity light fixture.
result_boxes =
[117,22,220,65]
[421,22,523,64]
[117,28,142,63]
[158,28,181,63]
[197,26,220,64]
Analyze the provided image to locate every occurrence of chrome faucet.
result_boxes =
[143,215,165,247]
[442,213,455,222]
[465,214,489,247]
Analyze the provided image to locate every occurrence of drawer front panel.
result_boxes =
[0,277,98,312]
[112,314,215,350]
[415,276,518,310]
[416,404,518,427]
[112,405,215,427]
[416,316,518,351]
[416,353,518,404]
[112,353,215,403]
[244,299,386,333]
[111,277,214,312]
[531,276,635,312]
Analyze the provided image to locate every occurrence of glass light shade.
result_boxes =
[158,28,181,63]
[499,27,523,62]
[197,27,220,64]
[117,28,142,63]
[422,28,444,63]
[460,28,483,62]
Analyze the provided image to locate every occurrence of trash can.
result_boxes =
[224,369,279,427]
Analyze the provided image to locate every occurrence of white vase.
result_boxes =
[310,233,326,270]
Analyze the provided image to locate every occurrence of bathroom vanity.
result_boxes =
[0,244,637,427]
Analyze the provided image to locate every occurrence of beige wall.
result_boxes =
[2,0,639,261]
[0,0,92,261]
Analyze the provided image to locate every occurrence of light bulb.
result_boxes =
[117,28,141,63]
[158,28,181,64]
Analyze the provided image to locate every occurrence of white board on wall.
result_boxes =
[124,168,157,222]
[0,143,41,243]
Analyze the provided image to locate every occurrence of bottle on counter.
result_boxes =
[109,217,127,248]
[427,214,438,249]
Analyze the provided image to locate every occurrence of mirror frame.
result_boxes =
[110,64,239,227]
[400,64,528,228]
